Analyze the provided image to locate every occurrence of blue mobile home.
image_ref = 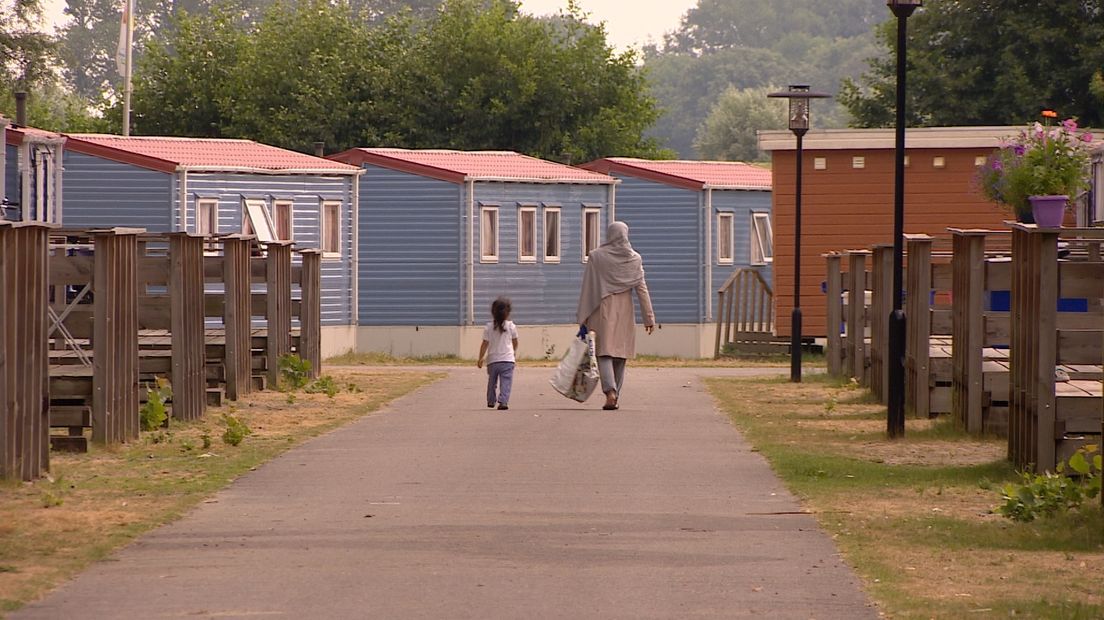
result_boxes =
[580,158,773,358]
[60,135,362,355]
[328,148,617,358]
[4,124,64,223]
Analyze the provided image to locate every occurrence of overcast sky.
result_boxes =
[519,0,696,50]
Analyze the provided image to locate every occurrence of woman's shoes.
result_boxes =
[602,391,619,410]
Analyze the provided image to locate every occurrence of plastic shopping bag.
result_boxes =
[549,332,600,402]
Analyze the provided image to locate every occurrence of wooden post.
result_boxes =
[222,236,252,400]
[298,249,323,378]
[1009,225,1059,472]
[824,253,843,376]
[91,229,141,444]
[950,230,987,433]
[904,235,933,417]
[0,223,51,480]
[265,242,293,387]
[168,233,206,421]
[870,245,893,402]
[845,251,870,382]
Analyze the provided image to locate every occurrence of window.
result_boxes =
[243,199,276,243]
[717,212,734,265]
[480,206,499,262]
[852,156,865,169]
[751,212,773,265]
[932,156,946,169]
[321,201,341,255]
[543,206,561,263]
[518,205,537,263]
[582,207,601,261]
[196,199,218,235]
[814,157,827,170]
[273,200,294,241]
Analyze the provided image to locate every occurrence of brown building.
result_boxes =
[759,127,1018,339]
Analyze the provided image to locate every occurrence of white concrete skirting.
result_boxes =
[355,323,719,360]
[320,325,358,359]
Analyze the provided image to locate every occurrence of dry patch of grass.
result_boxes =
[0,369,439,614]
[708,374,1104,619]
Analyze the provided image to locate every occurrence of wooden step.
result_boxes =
[50,436,88,453]
[50,405,91,428]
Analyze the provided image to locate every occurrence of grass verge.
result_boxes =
[707,373,1103,619]
[0,369,440,614]
[327,351,823,369]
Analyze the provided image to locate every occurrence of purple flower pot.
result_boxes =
[1028,195,1068,228]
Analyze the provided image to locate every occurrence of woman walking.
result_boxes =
[576,221,656,410]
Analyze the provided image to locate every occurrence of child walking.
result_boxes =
[477,297,518,410]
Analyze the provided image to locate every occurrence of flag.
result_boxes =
[115,0,133,76]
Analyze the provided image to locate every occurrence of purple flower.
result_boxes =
[1081,132,1094,143]
[1062,118,1079,132]
[1013,144,1026,156]
[992,159,1003,171]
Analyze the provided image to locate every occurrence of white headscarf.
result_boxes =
[576,221,645,324]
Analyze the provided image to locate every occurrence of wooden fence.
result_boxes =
[714,267,775,357]
[1,222,51,481]
[1009,224,1103,472]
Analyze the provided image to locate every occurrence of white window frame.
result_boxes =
[272,199,294,241]
[582,207,601,262]
[196,198,218,236]
[750,212,773,265]
[243,199,277,243]
[543,205,561,263]
[321,200,341,258]
[480,205,499,263]
[517,205,537,263]
[717,212,734,265]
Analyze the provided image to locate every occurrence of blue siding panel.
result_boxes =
[612,177,703,323]
[358,166,463,326]
[61,151,173,230]
[710,189,773,301]
[471,182,610,326]
[185,173,357,326]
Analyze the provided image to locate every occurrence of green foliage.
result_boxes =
[694,85,787,161]
[139,377,172,432]
[129,0,664,161]
[976,118,1094,218]
[996,445,1102,523]
[221,413,251,447]
[278,354,313,391]
[304,375,338,398]
[643,0,876,156]
[841,0,1104,128]
[40,491,63,508]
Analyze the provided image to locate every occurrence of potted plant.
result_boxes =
[977,112,1095,227]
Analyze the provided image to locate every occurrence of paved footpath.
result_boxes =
[16,366,877,619]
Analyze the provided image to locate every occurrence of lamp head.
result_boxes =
[887,0,922,18]
[767,84,831,135]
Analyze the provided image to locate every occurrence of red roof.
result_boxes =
[328,148,614,184]
[6,125,64,146]
[580,157,772,191]
[64,134,360,174]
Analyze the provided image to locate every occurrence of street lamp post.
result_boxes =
[769,85,829,383]
[887,0,922,437]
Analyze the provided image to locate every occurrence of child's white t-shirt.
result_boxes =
[483,320,518,364]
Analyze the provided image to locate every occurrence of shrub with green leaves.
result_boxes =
[304,375,338,398]
[221,413,252,447]
[997,445,1102,522]
[278,354,313,391]
[140,377,173,431]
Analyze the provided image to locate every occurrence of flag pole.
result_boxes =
[121,0,133,136]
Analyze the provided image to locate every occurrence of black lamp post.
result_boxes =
[769,85,829,383]
[887,0,921,437]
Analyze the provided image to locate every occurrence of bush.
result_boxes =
[140,377,172,432]
[221,413,252,447]
[278,354,312,390]
[996,445,1102,522]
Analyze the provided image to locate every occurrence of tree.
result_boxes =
[130,0,666,160]
[694,85,786,162]
[643,0,878,157]
[1,0,56,90]
[840,0,1104,128]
